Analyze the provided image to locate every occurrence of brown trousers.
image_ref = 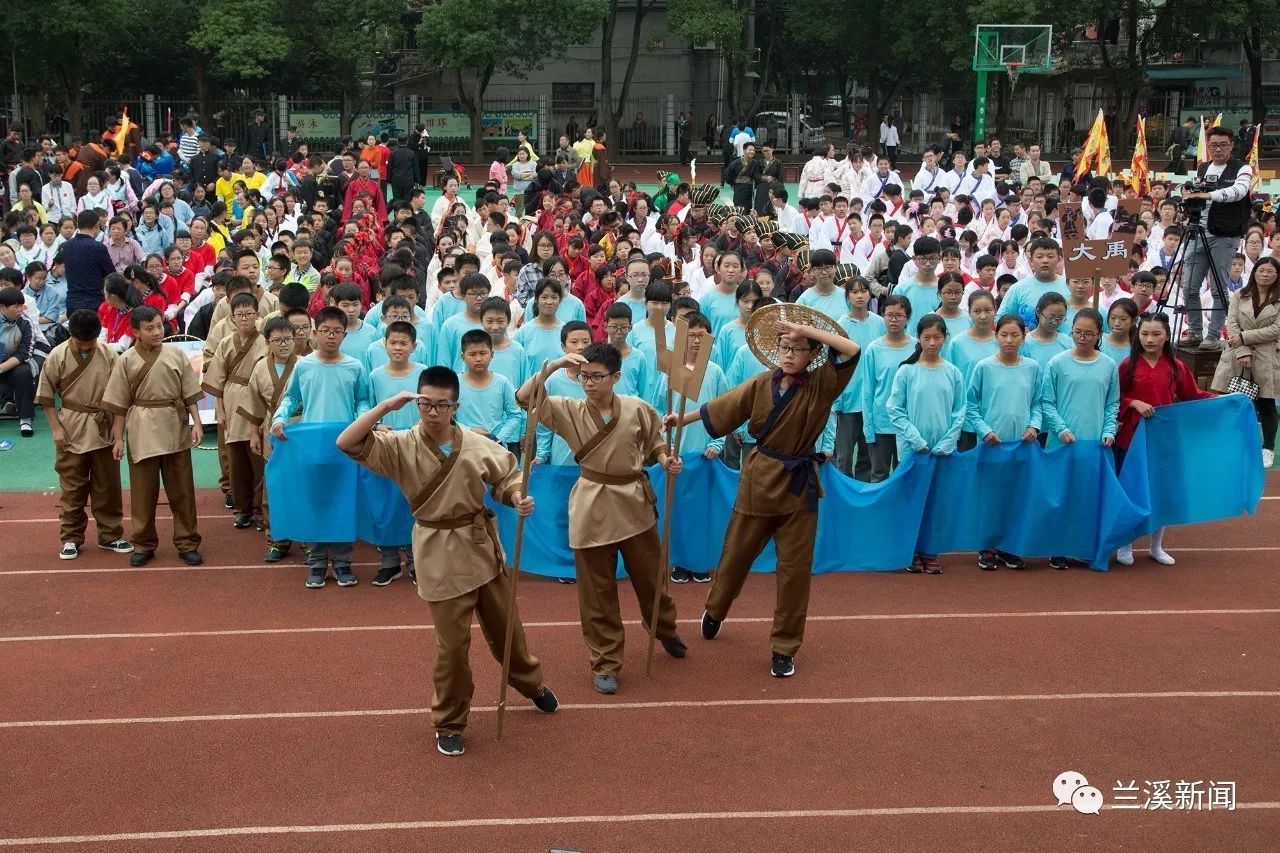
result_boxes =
[573,525,679,676]
[216,426,231,496]
[705,509,818,657]
[54,446,124,547]
[128,451,201,555]
[255,456,288,547]
[427,569,543,735]
[226,439,264,521]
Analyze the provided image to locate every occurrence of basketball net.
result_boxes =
[1006,63,1022,94]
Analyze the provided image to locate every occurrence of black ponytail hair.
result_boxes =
[1122,313,1177,394]
[901,312,949,366]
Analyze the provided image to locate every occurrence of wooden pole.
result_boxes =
[495,385,543,742]
[1092,271,1101,310]
[644,392,688,678]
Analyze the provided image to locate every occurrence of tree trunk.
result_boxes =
[600,0,618,150]
[192,53,214,129]
[994,73,1008,139]
[866,73,880,149]
[340,88,353,139]
[455,66,493,163]
[1243,28,1266,124]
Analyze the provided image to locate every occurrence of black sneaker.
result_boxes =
[1183,333,1203,349]
[691,571,711,583]
[306,566,326,588]
[661,634,688,659]
[436,733,465,756]
[771,652,796,678]
[593,674,618,695]
[997,551,1026,570]
[19,422,34,438]
[179,551,203,566]
[532,687,559,713]
[670,567,692,584]
[129,552,153,567]
[701,610,722,640]
[978,551,999,571]
[1049,556,1069,570]
[223,493,234,509]
[233,514,252,529]
[334,565,358,587]
[409,568,416,585]
[263,546,287,563]
[99,539,134,554]
[556,576,576,585]
[372,566,403,586]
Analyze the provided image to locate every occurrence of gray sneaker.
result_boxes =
[593,674,618,695]
[334,565,358,587]
[306,566,326,588]
[1198,338,1225,351]
[436,733,465,756]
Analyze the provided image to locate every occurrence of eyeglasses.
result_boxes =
[605,324,632,334]
[778,345,814,355]
[1072,330,1099,340]
[232,311,258,320]
[1207,141,1232,149]
[579,371,616,384]
[1041,315,1066,325]
[268,337,293,346]
[416,400,458,413]
[315,327,344,337]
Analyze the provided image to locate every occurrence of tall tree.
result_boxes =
[600,0,659,153]
[187,0,291,121]
[418,0,605,161]
[1187,0,1280,124]
[668,0,777,121]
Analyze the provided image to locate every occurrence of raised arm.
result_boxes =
[336,390,419,453]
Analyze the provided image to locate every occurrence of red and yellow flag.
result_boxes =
[111,107,135,158]
[1076,109,1111,179]
[1249,123,1261,192]
[1129,116,1150,196]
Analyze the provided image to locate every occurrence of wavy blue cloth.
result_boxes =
[264,395,1262,574]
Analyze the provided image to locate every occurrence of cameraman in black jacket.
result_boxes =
[1178,126,1254,350]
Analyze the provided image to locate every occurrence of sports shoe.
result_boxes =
[334,565,358,587]
[372,566,403,586]
[179,551,203,566]
[1049,556,1069,570]
[59,542,79,560]
[997,551,1025,570]
[19,420,34,437]
[1115,545,1134,566]
[223,493,234,509]
[1149,547,1176,566]
[1183,333,1203,348]
[701,610,722,640]
[233,514,252,529]
[0,401,13,415]
[921,556,942,574]
[691,571,711,583]
[306,566,326,588]
[436,733,465,756]
[532,687,559,713]
[1198,338,1224,351]
[771,652,796,678]
[129,552,153,567]
[100,539,133,553]
[661,634,688,659]
[409,568,417,585]
[263,546,287,563]
[556,576,576,584]
[670,567,692,584]
[1263,449,1274,469]
[593,674,618,695]
[907,554,924,573]
[978,550,999,571]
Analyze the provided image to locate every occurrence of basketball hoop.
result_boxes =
[1005,62,1023,93]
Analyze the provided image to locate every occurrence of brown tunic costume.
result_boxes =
[700,352,858,656]
[36,341,124,547]
[237,353,298,546]
[346,424,543,734]
[101,343,204,556]
[202,330,267,521]
[520,385,679,676]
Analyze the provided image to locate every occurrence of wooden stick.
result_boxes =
[644,391,688,678]
[495,385,543,742]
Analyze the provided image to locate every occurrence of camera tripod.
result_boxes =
[1155,215,1233,346]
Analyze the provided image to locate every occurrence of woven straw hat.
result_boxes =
[746,302,846,372]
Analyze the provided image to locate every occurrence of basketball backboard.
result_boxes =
[973,24,1054,74]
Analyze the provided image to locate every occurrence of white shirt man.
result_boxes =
[819,208,860,261]
[913,150,946,197]
[41,175,77,221]
[859,161,902,208]
[939,153,967,196]
[770,192,805,235]
[958,159,997,205]
[1085,207,1114,240]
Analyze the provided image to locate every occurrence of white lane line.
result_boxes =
[3,608,1277,644]
[3,690,1277,730]
[1,802,1276,846]
[0,514,228,525]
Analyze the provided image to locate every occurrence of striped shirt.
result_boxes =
[178,131,200,164]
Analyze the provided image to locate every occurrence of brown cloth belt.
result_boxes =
[416,507,504,567]
[134,397,188,433]
[578,468,658,506]
[225,374,249,386]
[59,400,113,442]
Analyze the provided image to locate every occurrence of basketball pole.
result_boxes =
[974,70,989,143]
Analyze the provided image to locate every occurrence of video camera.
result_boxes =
[1179,176,1219,222]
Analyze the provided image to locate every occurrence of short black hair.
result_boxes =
[460,328,492,353]
[458,272,491,296]
[560,319,591,344]
[315,306,348,329]
[417,366,459,401]
[682,311,712,333]
[581,342,622,374]
[129,305,163,329]
[329,282,363,305]
[384,320,417,344]
[263,316,294,340]
[67,308,101,341]
[229,292,258,313]
[278,282,310,310]
[480,296,510,319]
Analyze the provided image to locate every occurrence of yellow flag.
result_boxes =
[1195,116,1209,167]
[1249,123,1261,192]
[1129,116,1150,196]
[113,107,135,158]
[1076,109,1111,179]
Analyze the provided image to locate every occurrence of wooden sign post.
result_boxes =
[1059,202,1133,309]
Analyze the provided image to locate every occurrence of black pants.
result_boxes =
[957,431,977,452]
[835,412,872,481]
[867,433,898,483]
[883,145,898,169]
[0,362,35,419]
[1256,397,1278,451]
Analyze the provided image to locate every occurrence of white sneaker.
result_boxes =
[1264,449,1274,470]
[59,542,79,560]
[1115,545,1134,566]
[1150,547,1176,566]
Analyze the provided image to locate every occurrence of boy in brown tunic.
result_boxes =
[202,273,257,510]
[36,310,133,560]
[517,342,686,695]
[240,316,300,563]
[666,316,860,678]
[101,306,205,567]
[202,292,267,530]
[338,367,558,757]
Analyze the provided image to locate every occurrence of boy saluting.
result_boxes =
[516,343,686,696]
[100,306,205,566]
[664,307,860,678]
[338,367,558,757]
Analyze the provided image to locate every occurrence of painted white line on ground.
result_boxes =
[2,608,1277,644]
[0,514,228,525]
[0,562,377,576]
[2,690,1277,730]
[1,801,1276,846]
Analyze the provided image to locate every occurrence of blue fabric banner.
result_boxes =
[264,395,1263,574]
